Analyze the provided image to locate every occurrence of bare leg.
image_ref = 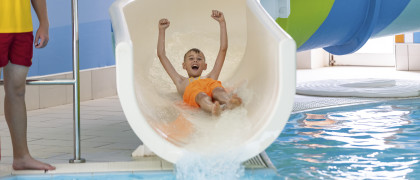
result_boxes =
[3,63,55,170]
[195,92,221,116]
[212,87,242,110]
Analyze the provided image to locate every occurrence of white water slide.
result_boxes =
[109,0,295,163]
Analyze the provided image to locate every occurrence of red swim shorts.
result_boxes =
[0,32,34,67]
[183,78,224,107]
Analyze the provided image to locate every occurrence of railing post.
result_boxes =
[69,0,85,163]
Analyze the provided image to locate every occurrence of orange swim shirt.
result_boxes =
[183,78,223,107]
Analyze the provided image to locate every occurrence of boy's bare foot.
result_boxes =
[13,155,56,171]
[212,101,222,116]
[227,94,242,110]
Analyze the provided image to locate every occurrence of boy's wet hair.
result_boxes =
[184,48,205,61]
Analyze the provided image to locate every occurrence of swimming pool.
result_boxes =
[266,99,420,179]
[4,99,420,179]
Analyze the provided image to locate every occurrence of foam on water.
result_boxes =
[175,152,245,180]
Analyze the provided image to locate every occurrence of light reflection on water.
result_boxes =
[266,101,420,179]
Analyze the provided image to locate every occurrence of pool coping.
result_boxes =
[0,156,172,177]
[0,153,273,177]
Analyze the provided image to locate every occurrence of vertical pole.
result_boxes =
[70,0,85,163]
[329,53,335,67]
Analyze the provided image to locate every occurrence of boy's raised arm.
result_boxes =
[157,19,183,85]
[208,10,228,80]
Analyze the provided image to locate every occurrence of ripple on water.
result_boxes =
[266,100,420,179]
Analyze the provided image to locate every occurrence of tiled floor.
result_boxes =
[1,66,420,177]
[1,96,139,165]
[0,96,162,176]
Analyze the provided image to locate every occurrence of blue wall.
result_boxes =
[30,0,115,77]
[414,32,420,43]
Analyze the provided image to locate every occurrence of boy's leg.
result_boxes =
[195,92,221,116]
[211,87,229,104]
[212,87,242,109]
[3,63,55,170]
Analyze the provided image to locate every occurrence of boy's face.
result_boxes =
[183,51,207,78]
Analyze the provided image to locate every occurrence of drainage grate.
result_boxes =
[243,151,275,169]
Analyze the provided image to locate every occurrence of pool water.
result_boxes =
[266,99,420,179]
[3,169,277,180]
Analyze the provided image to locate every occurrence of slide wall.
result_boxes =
[110,0,295,163]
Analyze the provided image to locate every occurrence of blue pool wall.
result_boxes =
[29,0,116,77]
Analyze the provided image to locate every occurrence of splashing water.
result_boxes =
[175,153,245,180]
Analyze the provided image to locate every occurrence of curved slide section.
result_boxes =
[109,0,295,163]
[267,0,420,55]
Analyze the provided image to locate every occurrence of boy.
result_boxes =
[157,10,242,116]
[0,0,55,170]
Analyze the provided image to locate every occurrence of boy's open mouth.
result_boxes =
[192,65,199,70]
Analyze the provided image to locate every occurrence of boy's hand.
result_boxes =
[159,19,170,30]
[211,10,225,23]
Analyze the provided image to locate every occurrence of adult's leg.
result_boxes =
[212,87,242,109]
[195,92,221,116]
[3,63,55,170]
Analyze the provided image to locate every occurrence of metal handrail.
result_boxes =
[0,79,76,85]
[0,0,86,163]
[69,0,85,163]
